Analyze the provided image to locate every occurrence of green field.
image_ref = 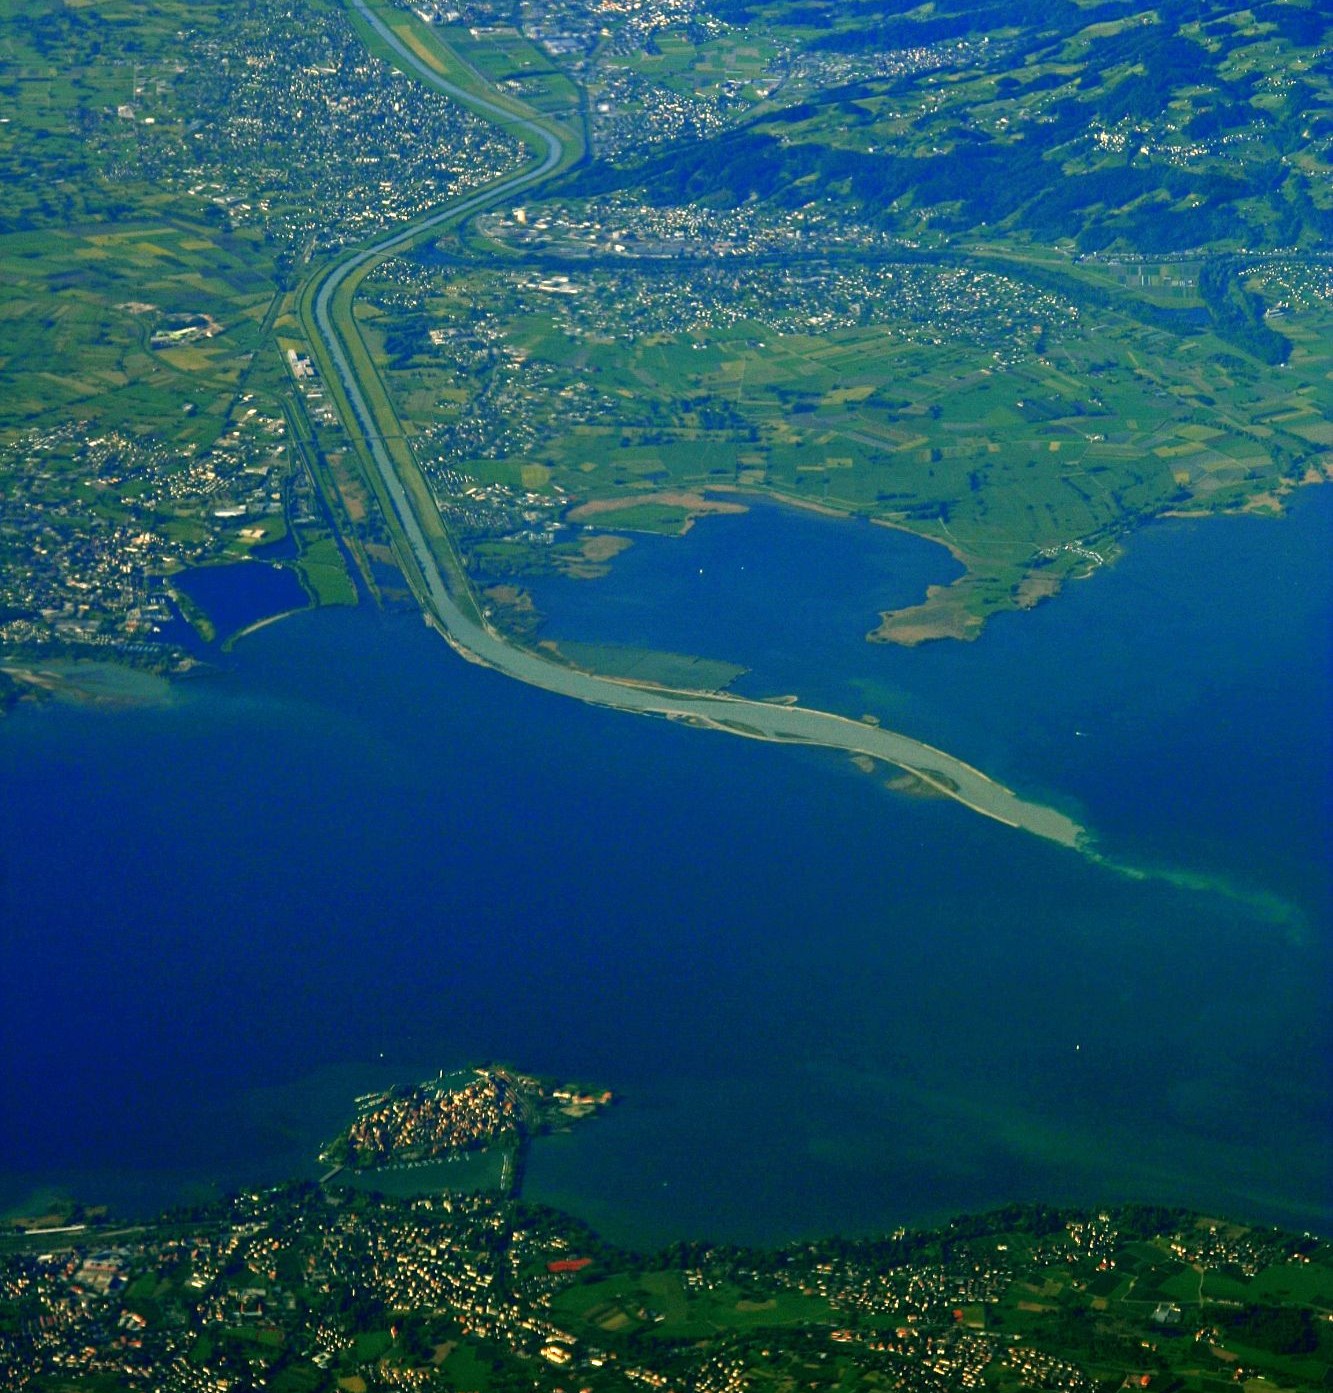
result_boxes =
[443,26,581,115]
[2,0,1329,664]
[550,641,746,691]
[552,1269,835,1341]
[379,244,1332,642]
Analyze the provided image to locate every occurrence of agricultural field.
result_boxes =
[373,243,1332,641]
[5,1191,1330,1393]
[1,0,1329,662]
[329,0,1333,645]
[0,223,275,443]
[551,1267,836,1339]
[445,25,582,115]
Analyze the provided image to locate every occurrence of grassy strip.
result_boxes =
[277,393,377,601]
[166,583,215,645]
[294,537,358,606]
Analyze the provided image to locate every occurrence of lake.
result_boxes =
[0,489,1327,1248]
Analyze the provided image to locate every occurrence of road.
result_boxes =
[305,2,1086,851]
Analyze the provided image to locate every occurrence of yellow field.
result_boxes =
[157,345,217,372]
[390,21,447,76]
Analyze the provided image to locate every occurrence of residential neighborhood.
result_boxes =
[1,1190,1325,1392]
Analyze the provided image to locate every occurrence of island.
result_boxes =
[319,1065,613,1172]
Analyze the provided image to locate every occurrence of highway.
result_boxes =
[305,2,1087,851]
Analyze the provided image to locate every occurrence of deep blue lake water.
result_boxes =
[175,560,308,641]
[0,490,1328,1248]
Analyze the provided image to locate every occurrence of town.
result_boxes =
[1,1188,1327,1392]
[0,0,523,672]
[2,0,1329,672]
[320,1067,615,1170]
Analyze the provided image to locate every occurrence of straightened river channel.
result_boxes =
[312,0,1086,851]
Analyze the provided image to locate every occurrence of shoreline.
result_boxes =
[683,485,988,646]
[696,485,986,646]
[0,657,180,711]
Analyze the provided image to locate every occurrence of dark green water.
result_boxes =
[0,491,1327,1247]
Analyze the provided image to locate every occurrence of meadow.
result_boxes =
[376,245,1332,641]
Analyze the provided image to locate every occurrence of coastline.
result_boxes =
[705,473,1333,647]
[568,490,749,537]
[0,658,179,711]
[697,485,986,645]
[696,485,995,646]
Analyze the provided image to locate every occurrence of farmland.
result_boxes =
[0,0,522,657]
[376,240,1332,642]
[350,0,1333,644]
[1,0,1329,661]
[4,1191,1330,1393]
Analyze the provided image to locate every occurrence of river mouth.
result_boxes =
[121,0,1329,1251]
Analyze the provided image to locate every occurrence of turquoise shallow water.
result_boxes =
[0,490,1327,1247]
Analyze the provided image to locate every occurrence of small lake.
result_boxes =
[174,561,308,641]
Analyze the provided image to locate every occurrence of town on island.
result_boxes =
[319,1064,614,1182]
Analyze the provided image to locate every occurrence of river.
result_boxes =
[310,0,1087,850]
[0,0,1326,1249]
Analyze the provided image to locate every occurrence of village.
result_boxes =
[0,412,295,659]
[0,0,524,669]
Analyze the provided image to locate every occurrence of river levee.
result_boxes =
[307,1,1085,850]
